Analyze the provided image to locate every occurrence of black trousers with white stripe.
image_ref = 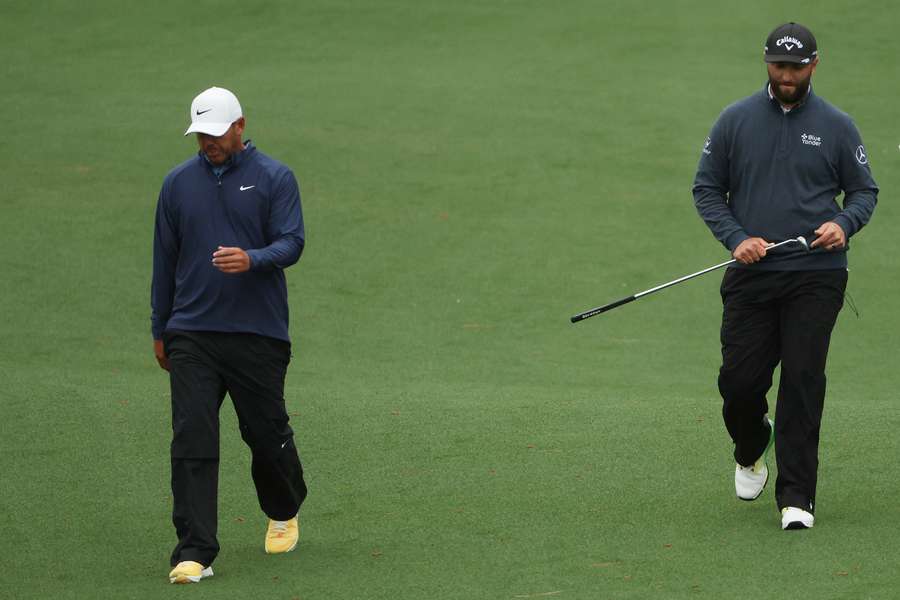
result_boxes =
[717,268,846,513]
[164,330,308,567]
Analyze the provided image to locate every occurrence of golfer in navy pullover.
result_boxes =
[153,87,308,584]
[691,23,877,531]
[151,140,304,341]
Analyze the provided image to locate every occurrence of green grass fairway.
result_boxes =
[2,1,898,598]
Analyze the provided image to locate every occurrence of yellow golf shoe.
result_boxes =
[265,516,299,554]
[168,560,213,584]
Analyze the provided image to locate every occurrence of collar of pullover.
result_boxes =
[200,140,255,176]
[766,83,813,114]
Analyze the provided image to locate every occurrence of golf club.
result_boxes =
[570,236,809,324]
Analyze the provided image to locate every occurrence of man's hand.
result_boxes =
[810,222,847,251]
[154,339,169,371]
[732,237,771,264]
[212,246,251,273]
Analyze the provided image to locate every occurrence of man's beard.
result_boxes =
[769,73,811,105]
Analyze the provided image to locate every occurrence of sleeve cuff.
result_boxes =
[831,215,854,239]
[725,231,750,252]
[245,249,265,271]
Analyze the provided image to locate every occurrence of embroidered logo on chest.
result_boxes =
[800,133,822,147]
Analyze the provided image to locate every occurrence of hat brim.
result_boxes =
[764,54,813,64]
[183,121,232,137]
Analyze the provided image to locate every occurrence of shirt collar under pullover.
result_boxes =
[767,83,812,114]
[202,140,253,178]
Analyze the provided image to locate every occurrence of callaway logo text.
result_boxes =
[776,36,803,51]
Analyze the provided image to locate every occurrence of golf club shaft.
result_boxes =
[568,261,731,324]
[570,238,802,323]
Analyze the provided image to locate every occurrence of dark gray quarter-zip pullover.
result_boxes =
[693,85,878,270]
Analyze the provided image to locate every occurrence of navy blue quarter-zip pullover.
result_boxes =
[151,141,304,341]
[693,85,878,270]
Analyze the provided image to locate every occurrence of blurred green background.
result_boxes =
[2,1,897,598]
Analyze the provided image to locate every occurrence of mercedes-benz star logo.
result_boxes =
[855,145,868,165]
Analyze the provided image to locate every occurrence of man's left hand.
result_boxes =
[810,222,847,251]
[212,246,251,273]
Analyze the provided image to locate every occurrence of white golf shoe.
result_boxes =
[781,506,815,530]
[735,417,774,501]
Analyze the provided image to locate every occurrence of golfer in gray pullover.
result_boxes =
[691,23,877,530]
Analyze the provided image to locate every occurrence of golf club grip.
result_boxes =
[570,295,636,323]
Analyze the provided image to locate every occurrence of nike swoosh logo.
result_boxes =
[196,108,213,115]
[281,440,289,449]
[240,185,255,191]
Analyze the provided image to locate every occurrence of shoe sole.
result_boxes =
[265,539,298,554]
[169,567,213,584]
[783,521,812,530]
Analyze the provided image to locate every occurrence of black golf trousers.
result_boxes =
[718,268,847,513]
[164,330,308,567]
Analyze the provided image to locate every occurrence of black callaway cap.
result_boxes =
[764,22,818,64]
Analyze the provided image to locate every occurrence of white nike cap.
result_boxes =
[184,86,243,137]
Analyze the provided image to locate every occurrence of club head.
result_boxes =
[795,236,809,251]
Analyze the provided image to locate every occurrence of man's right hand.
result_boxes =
[732,237,771,264]
[154,339,169,371]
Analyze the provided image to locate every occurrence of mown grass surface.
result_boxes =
[2,1,897,598]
